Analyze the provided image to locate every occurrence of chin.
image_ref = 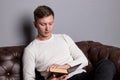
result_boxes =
[43,34,51,37]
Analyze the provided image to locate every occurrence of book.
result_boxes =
[48,68,68,78]
[48,64,81,78]
[50,68,68,74]
[67,64,81,73]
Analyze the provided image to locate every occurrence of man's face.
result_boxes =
[34,15,54,39]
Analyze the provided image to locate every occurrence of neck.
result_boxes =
[37,34,52,41]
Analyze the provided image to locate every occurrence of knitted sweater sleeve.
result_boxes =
[23,47,36,80]
[63,34,88,69]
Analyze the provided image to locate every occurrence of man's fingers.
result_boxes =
[53,74,56,78]
[59,75,68,80]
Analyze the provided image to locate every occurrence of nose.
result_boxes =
[45,24,50,31]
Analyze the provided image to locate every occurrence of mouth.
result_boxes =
[45,31,50,34]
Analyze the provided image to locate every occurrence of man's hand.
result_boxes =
[47,64,70,72]
[59,75,68,80]
[48,74,68,80]
[47,64,70,80]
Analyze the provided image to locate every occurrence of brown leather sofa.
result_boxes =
[0,41,119,80]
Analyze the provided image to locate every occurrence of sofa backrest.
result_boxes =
[0,46,24,80]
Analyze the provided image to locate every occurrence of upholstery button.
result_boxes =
[7,73,10,76]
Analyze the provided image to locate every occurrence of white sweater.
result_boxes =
[23,34,88,80]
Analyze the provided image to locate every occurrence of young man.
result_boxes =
[23,5,116,80]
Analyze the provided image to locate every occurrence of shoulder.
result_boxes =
[24,39,37,51]
[53,34,74,44]
[23,39,38,57]
[53,34,71,38]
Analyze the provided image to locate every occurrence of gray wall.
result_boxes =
[0,0,120,47]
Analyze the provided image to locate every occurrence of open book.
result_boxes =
[48,64,81,78]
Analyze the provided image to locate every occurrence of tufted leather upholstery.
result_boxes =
[76,41,120,80]
[0,46,24,80]
[0,41,119,80]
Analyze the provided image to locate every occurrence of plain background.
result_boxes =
[0,0,120,47]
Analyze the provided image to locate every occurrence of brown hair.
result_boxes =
[34,5,54,21]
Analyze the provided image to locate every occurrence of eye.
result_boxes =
[49,22,53,25]
[39,23,45,26]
